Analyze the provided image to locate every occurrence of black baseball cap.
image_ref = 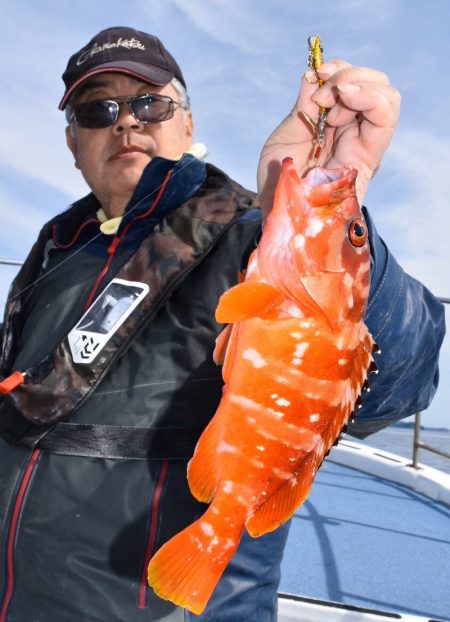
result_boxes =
[59,26,186,110]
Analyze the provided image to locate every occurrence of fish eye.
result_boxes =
[348,218,367,247]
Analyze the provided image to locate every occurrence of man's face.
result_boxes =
[65,73,194,216]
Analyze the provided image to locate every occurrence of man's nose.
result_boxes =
[112,103,145,133]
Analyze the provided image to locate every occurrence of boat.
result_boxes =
[1,261,449,621]
[277,437,450,621]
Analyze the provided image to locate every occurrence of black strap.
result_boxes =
[24,422,204,460]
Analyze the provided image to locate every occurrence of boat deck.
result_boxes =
[279,459,450,621]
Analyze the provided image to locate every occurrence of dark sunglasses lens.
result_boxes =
[131,96,174,123]
[74,100,118,128]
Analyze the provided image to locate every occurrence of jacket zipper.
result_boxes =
[0,449,40,622]
[139,459,169,609]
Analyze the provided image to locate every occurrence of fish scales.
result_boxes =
[148,157,376,614]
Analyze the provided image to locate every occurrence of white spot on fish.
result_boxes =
[310,413,320,422]
[300,319,314,329]
[206,535,219,553]
[344,273,354,289]
[250,458,265,468]
[336,335,346,350]
[286,304,302,318]
[290,332,303,339]
[224,538,235,550]
[201,522,215,536]
[294,343,309,358]
[273,466,291,479]
[292,358,302,366]
[256,445,266,452]
[223,481,234,494]
[306,217,324,237]
[242,348,267,368]
[246,416,257,424]
[217,440,238,454]
[276,397,291,407]
[211,507,220,515]
[270,409,285,419]
[275,375,289,385]
[338,358,347,366]
[270,393,279,399]
[294,234,305,249]
[305,392,321,400]
[229,394,285,419]
[348,295,354,309]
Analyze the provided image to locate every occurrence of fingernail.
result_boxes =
[316,62,337,76]
[337,83,361,95]
[303,70,318,84]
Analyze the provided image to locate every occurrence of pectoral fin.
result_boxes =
[215,281,284,323]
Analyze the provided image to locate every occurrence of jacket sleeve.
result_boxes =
[347,207,446,439]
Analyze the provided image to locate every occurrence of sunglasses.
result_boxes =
[69,93,187,129]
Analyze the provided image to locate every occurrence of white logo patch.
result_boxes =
[77,37,146,65]
[68,278,149,364]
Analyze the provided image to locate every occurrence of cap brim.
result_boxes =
[59,60,174,110]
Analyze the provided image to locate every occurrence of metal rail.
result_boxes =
[0,259,448,469]
[411,297,449,469]
[412,411,450,468]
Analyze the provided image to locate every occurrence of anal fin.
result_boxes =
[246,453,321,537]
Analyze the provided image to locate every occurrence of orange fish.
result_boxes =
[148,157,377,614]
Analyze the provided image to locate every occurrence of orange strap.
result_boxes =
[0,371,25,394]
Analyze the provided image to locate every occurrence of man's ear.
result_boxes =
[184,111,194,146]
[65,125,80,169]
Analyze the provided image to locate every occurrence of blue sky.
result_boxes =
[0,0,448,428]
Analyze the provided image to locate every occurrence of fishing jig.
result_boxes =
[307,35,329,164]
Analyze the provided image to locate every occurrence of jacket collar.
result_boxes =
[52,153,207,249]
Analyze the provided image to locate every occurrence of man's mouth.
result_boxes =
[110,146,149,160]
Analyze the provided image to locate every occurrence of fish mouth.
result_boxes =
[304,166,356,188]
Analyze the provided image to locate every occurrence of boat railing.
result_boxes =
[412,410,450,468]
[0,260,448,470]
[411,297,450,469]
[0,259,23,266]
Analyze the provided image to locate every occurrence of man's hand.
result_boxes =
[257,60,401,217]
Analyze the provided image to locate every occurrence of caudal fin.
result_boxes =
[148,506,244,615]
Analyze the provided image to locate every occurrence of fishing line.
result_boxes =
[5,152,207,305]
[6,38,318,305]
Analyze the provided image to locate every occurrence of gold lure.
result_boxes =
[307,35,328,162]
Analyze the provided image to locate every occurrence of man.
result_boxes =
[0,26,444,622]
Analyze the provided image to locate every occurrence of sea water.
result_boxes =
[351,425,450,474]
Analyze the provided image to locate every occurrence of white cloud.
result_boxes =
[170,0,286,53]
[372,128,450,296]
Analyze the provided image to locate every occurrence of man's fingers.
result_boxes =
[312,66,391,109]
[335,82,401,128]
[293,59,352,119]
